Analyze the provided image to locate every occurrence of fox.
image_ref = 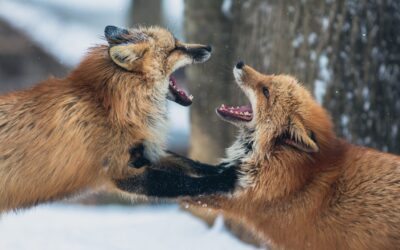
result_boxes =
[0,25,216,212]
[122,62,400,250]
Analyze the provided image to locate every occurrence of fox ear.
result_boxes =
[284,116,319,153]
[104,25,129,45]
[109,43,148,70]
[105,25,149,70]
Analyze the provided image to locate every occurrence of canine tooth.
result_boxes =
[189,95,194,100]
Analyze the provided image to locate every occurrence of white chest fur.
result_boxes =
[221,128,256,188]
[143,80,169,163]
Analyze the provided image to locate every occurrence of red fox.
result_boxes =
[125,62,400,249]
[0,25,215,212]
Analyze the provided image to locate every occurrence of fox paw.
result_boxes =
[128,144,151,168]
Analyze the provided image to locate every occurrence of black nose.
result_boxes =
[236,61,245,69]
[204,45,212,52]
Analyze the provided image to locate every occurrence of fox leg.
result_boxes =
[117,145,238,197]
[128,144,226,176]
[128,144,151,168]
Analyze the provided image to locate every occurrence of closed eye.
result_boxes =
[168,39,185,56]
[262,87,270,99]
[167,46,179,56]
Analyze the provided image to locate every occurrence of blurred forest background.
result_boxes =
[0,0,399,247]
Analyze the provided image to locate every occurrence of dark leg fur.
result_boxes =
[128,144,151,168]
[118,147,238,197]
[115,164,237,198]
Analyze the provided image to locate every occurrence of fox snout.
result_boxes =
[233,61,264,87]
[233,60,249,86]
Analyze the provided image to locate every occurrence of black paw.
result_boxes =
[128,144,151,168]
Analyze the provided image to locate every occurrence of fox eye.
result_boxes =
[262,87,270,99]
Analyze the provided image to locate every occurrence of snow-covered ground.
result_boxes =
[0,204,258,250]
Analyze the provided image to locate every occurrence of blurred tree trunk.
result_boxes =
[129,0,162,27]
[231,0,400,154]
[185,0,238,164]
[184,0,262,247]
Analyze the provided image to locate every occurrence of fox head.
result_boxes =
[216,62,337,192]
[218,62,335,155]
[104,25,211,106]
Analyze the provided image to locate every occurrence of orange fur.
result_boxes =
[0,26,210,212]
[198,64,400,249]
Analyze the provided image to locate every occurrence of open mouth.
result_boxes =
[167,76,193,106]
[216,104,253,122]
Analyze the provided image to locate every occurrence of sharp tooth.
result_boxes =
[222,104,225,108]
[189,95,194,100]
[240,112,244,115]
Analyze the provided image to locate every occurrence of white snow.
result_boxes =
[0,0,131,66]
[321,17,329,31]
[318,54,331,82]
[310,51,317,61]
[314,54,331,104]
[314,80,326,104]
[26,0,129,12]
[222,0,233,18]
[0,204,258,250]
[291,34,304,48]
[307,32,317,45]
[341,115,349,127]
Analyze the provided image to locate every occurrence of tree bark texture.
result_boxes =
[231,0,400,153]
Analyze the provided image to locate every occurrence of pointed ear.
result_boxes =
[109,43,148,70]
[104,25,129,45]
[285,116,319,153]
